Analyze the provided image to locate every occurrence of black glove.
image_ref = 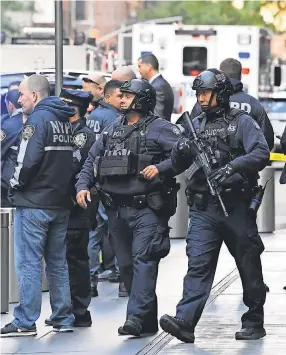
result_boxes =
[177,138,197,158]
[208,163,235,186]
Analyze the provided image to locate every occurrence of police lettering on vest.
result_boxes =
[50,121,73,143]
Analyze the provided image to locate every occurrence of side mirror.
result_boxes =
[274,66,281,87]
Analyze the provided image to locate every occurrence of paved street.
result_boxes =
[1,227,286,355]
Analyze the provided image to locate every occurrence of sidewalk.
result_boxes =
[1,230,286,355]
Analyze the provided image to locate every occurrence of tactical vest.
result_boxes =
[186,108,245,192]
[98,116,164,195]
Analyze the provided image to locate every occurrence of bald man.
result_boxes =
[82,73,107,111]
[1,75,75,337]
[112,66,136,81]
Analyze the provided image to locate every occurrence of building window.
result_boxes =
[75,0,85,21]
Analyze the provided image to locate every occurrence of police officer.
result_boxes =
[190,58,274,150]
[45,89,96,327]
[158,69,269,343]
[76,79,181,336]
[1,89,23,206]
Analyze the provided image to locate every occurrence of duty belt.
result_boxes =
[111,194,147,209]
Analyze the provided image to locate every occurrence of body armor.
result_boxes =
[97,116,165,195]
[186,109,245,192]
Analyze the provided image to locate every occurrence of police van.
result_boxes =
[129,23,280,117]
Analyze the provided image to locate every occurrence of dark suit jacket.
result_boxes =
[151,74,174,121]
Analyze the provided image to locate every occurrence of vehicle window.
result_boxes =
[183,47,207,76]
[261,99,286,117]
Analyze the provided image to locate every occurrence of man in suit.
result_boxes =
[138,54,174,121]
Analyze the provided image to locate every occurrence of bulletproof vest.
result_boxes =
[199,109,244,166]
[187,108,245,192]
[98,116,162,195]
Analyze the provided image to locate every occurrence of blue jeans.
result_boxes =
[88,203,108,282]
[13,207,74,328]
[88,202,119,282]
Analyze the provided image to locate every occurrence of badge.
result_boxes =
[22,125,35,141]
[228,124,237,133]
[172,126,181,136]
[73,132,87,148]
[0,129,6,142]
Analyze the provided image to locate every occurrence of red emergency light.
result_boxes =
[189,70,201,76]
[242,68,250,75]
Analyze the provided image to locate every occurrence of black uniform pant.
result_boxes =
[107,206,170,329]
[66,228,91,319]
[176,199,266,330]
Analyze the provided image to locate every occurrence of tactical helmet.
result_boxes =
[192,69,234,107]
[120,79,156,114]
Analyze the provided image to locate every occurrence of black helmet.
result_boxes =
[192,69,233,107]
[120,79,156,114]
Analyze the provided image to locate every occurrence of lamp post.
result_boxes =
[55,0,63,96]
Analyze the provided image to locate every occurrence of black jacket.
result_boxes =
[190,78,274,150]
[151,74,174,121]
[9,97,75,209]
[68,119,96,229]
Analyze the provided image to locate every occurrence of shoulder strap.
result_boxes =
[225,108,245,123]
[118,115,157,142]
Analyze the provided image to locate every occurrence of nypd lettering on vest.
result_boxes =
[230,101,251,114]
[49,121,72,143]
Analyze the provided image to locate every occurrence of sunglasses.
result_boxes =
[82,77,100,86]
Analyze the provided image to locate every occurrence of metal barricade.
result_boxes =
[1,209,10,313]
[257,166,275,233]
[9,208,19,303]
[169,173,189,239]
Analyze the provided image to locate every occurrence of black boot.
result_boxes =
[74,312,92,327]
[235,327,266,340]
[122,318,142,336]
[118,282,128,297]
[91,281,98,297]
[118,323,158,336]
[160,314,195,343]
[265,284,270,292]
[283,286,286,290]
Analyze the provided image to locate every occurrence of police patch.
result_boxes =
[228,124,237,133]
[22,125,35,141]
[172,126,181,136]
[73,133,87,148]
[0,129,6,142]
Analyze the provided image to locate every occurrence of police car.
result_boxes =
[0,70,111,116]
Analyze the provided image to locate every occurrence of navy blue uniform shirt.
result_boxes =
[171,112,270,177]
[68,118,96,228]
[86,100,120,140]
[76,117,181,194]
[190,78,274,150]
[9,97,75,209]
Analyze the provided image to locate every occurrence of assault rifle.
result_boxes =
[181,111,229,217]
